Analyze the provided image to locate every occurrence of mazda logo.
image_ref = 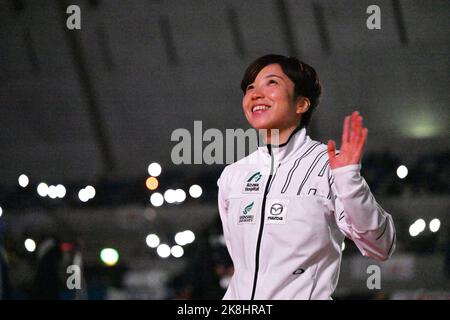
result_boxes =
[270,203,283,215]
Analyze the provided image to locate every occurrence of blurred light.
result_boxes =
[150,192,164,207]
[174,231,195,246]
[143,208,157,221]
[0,206,3,217]
[415,219,426,233]
[409,124,440,138]
[148,163,162,177]
[175,230,195,246]
[18,174,29,187]
[401,111,446,139]
[146,177,159,191]
[409,218,426,237]
[409,224,420,237]
[396,165,408,179]
[174,189,186,203]
[220,276,231,290]
[164,189,176,204]
[37,183,49,197]
[171,245,184,258]
[100,248,119,266]
[184,230,195,244]
[85,185,96,199]
[56,184,66,198]
[25,238,36,252]
[78,189,89,202]
[429,218,441,233]
[175,232,187,246]
[404,116,444,138]
[60,242,74,252]
[156,244,170,258]
[341,241,346,251]
[146,234,160,248]
[189,185,202,198]
[48,185,58,199]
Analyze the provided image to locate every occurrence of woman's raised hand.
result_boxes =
[327,111,368,169]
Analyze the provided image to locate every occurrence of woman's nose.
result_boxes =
[251,87,264,100]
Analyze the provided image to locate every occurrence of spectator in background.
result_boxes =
[0,239,12,300]
[167,218,233,300]
[32,236,63,300]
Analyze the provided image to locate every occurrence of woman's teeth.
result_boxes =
[252,105,270,112]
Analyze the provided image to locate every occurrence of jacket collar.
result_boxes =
[258,127,311,165]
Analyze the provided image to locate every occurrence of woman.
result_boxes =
[217,54,396,300]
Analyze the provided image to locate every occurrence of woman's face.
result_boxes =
[242,63,302,131]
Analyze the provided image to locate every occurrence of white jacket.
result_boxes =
[217,128,396,300]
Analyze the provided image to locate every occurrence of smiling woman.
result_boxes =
[217,54,396,300]
[241,55,321,144]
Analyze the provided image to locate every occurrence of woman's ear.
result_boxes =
[295,97,311,115]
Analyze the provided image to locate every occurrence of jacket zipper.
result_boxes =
[251,144,275,300]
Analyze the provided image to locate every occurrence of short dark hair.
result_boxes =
[241,54,322,129]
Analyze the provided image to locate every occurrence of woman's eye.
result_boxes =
[268,79,278,85]
[246,85,254,91]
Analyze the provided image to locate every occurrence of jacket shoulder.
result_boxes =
[222,149,260,173]
[217,149,260,189]
[308,139,329,154]
[297,139,329,163]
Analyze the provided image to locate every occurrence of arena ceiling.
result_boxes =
[1,0,449,187]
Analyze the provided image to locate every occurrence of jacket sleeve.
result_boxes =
[217,166,234,262]
[329,164,396,261]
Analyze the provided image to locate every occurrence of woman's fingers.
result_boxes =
[354,112,363,146]
[327,140,336,159]
[357,128,368,153]
[350,111,360,144]
[352,127,368,164]
[350,114,356,144]
[333,112,368,167]
[349,111,365,147]
[342,116,351,145]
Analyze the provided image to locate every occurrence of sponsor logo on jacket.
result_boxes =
[266,199,288,224]
[243,171,264,194]
[238,200,258,224]
[242,201,254,215]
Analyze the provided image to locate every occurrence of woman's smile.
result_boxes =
[251,104,271,114]
[242,64,305,143]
